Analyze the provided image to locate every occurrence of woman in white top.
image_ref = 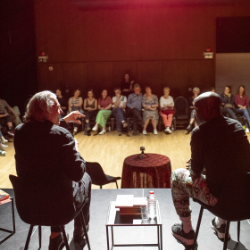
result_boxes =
[159,87,175,134]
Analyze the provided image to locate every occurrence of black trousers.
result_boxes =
[0,115,12,126]
[126,108,142,132]
[51,173,92,233]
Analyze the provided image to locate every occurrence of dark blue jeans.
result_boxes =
[112,108,126,132]
[236,108,250,128]
[221,107,237,120]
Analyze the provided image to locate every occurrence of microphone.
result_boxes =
[140,146,145,160]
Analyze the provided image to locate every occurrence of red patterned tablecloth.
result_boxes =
[121,154,172,188]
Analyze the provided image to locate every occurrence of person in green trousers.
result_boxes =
[92,89,112,134]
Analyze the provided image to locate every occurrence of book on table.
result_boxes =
[115,195,147,215]
[0,189,11,205]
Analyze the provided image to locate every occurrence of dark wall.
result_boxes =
[0,0,38,115]
[34,0,250,99]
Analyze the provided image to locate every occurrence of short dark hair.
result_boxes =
[114,87,121,91]
[133,83,140,89]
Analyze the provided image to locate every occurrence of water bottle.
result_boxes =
[147,191,156,219]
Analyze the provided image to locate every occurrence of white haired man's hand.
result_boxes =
[63,111,85,124]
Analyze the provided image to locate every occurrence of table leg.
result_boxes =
[106,226,110,250]
[157,225,159,249]
[160,225,163,250]
[111,226,114,247]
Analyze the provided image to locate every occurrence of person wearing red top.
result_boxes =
[235,85,250,133]
[92,89,112,135]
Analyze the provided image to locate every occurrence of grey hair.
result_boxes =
[24,91,57,123]
[193,87,200,93]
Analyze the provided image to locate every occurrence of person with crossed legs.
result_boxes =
[171,92,250,248]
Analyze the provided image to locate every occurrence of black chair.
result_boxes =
[193,172,250,250]
[86,162,121,189]
[9,175,91,250]
[174,96,189,128]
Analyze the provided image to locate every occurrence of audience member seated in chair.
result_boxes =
[220,86,237,120]
[55,88,67,118]
[112,88,128,136]
[0,98,17,136]
[171,92,250,248]
[142,86,159,135]
[68,89,84,134]
[84,89,97,131]
[92,89,112,135]
[235,85,250,133]
[14,91,92,250]
[126,84,143,136]
[159,87,175,134]
[186,87,200,134]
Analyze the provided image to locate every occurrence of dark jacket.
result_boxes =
[14,119,85,201]
[220,93,235,106]
[190,116,250,198]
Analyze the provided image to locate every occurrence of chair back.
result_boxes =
[174,96,189,116]
[201,172,250,221]
[86,162,108,186]
[9,175,75,226]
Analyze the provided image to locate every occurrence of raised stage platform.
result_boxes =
[1,189,250,250]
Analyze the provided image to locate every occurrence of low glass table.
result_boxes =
[106,200,163,250]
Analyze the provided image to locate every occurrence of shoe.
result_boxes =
[122,122,128,128]
[0,144,8,149]
[186,124,193,134]
[0,150,6,156]
[118,131,122,136]
[48,234,65,250]
[165,127,172,134]
[1,138,8,143]
[7,130,15,136]
[246,128,249,133]
[99,129,106,135]
[153,130,158,135]
[143,130,147,135]
[172,223,195,247]
[132,131,139,136]
[92,124,98,131]
[210,218,231,242]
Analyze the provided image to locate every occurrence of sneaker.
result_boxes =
[1,138,8,143]
[48,233,65,250]
[7,130,15,136]
[92,124,98,131]
[99,129,106,135]
[246,128,249,133]
[143,130,147,135]
[153,130,158,135]
[210,218,231,242]
[122,122,128,128]
[0,143,8,149]
[165,127,172,134]
[0,150,6,156]
[172,223,195,247]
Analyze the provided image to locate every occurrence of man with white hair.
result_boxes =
[14,91,91,250]
[171,92,250,247]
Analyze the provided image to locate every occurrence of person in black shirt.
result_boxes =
[14,91,91,250]
[56,88,67,117]
[121,73,134,96]
[171,92,250,247]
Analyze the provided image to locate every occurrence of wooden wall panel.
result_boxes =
[33,0,250,99]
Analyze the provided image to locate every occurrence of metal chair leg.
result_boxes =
[61,226,70,250]
[193,206,204,249]
[24,225,34,250]
[100,186,102,189]
[237,221,240,242]
[223,221,230,250]
[115,181,118,189]
[80,210,91,250]
[38,226,42,249]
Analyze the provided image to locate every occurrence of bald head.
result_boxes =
[194,92,221,123]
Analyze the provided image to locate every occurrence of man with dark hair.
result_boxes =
[112,88,128,136]
[14,91,91,250]
[126,84,143,135]
[171,92,250,247]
